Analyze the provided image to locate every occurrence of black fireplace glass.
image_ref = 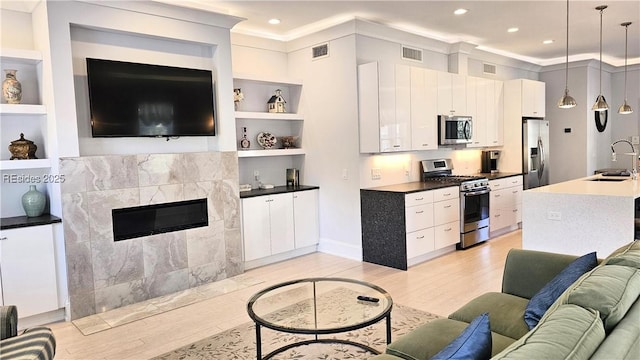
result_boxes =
[112,199,208,241]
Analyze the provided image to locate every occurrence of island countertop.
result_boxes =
[526,174,640,198]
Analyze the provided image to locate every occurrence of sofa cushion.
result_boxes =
[0,326,56,360]
[385,318,515,360]
[491,305,605,360]
[431,313,491,360]
[563,264,640,332]
[590,298,640,360]
[604,240,640,269]
[449,292,529,340]
[523,251,597,329]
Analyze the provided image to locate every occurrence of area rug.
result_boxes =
[152,287,440,360]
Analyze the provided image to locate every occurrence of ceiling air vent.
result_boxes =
[483,63,497,75]
[401,45,423,62]
[312,43,329,60]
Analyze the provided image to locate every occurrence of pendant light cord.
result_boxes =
[565,0,570,91]
[599,7,603,96]
[623,23,628,101]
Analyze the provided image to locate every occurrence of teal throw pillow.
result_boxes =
[524,252,597,329]
[431,313,491,360]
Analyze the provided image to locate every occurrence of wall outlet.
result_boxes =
[253,170,260,180]
[631,136,639,145]
[547,211,562,221]
[342,168,348,180]
[371,168,382,180]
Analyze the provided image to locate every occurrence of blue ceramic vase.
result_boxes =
[22,185,46,217]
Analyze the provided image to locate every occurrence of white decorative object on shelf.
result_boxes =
[267,89,286,113]
[2,69,22,104]
[257,132,277,149]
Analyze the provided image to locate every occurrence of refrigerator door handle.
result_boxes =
[538,136,545,181]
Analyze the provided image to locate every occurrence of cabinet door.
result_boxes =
[0,226,59,318]
[437,72,453,114]
[405,203,434,233]
[410,67,438,150]
[379,62,397,152]
[242,196,272,261]
[392,64,411,152]
[434,198,459,225]
[406,227,435,259]
[486,80,504,146]
[434,221,460,249]
[269,193,295,255]
[358,62,382,153]
[451,73,467,115]
[522,80,545,117]
[469,77,487,148]
[293,190,319,248]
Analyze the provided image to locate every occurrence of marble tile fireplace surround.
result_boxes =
[59,151,242,320]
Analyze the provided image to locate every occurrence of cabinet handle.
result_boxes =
[415,197,424,201]
[422,143,429,146]
[493,141,498,144]
[495,214,501,218]
[293,195,298,198]
[0,237,6,241]
[444,227,452,232]
[512,190,518,194]
[415,210,424,214]
[443,193,451,196]
[495,194,501,198]
[444,205,452,209]
[393,145,401,148]
[417,235,425,239]
[513,209,518,212]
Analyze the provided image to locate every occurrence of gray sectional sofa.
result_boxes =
[372,240,640,359]
[0,305,56,360]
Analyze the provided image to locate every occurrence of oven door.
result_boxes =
[461,189,490,233]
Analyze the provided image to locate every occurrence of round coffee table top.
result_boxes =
[247,277,393,334]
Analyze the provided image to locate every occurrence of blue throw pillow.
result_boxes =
[524,252,598,329]
[431,313,492,360]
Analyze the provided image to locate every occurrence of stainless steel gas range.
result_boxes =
[420,159,490,249]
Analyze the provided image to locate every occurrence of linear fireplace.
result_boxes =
[112,199,208,241]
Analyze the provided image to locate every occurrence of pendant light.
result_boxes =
[558,0,576,108]
[592,5,609,112]
[618,22,633,114]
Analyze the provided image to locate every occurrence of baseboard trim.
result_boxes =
[244,245,317,270]
[18,308,65,330]
[317,237,362,261]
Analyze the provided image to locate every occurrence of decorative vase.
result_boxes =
[8,133,38,160]
[2,69,22,104]
[22,185,46,217]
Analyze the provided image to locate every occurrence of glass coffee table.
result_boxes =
[247,277,393,359]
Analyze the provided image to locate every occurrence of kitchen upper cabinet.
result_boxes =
[358,62,410,153]
[468,78,504,148]
[410,67,438,151]
[0,225,59,318]
[293,189,319,248]
[437,72,467,115]
[522,79,545,118]
[242,193,294,262]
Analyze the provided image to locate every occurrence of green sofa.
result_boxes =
[0,305,56,360]
[373,241,640,360]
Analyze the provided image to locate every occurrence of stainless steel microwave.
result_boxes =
[439,115,473,145]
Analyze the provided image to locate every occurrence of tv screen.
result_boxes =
[86,58,215,137]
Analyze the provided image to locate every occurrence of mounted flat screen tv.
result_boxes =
[86,58,215,137]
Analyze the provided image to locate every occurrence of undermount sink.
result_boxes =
[588,178,628,182]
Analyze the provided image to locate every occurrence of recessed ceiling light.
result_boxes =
[268,18,281,25]
[543,40,554,44]
[454,8,468,15]
[507,27,519,33]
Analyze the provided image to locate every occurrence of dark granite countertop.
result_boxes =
[240,185,319,198]
[479,172,522,181]
[1,214,62,230]
[361,181,455,194]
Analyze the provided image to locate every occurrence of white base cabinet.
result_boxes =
[241,189,319,264]
[489,176,523,232]
[0,225,59,318]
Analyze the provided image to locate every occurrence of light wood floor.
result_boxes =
[48,230,522,360]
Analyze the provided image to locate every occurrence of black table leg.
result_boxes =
[386,313,392,344]
[255,322,262,359]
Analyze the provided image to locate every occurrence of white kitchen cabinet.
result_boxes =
[358,62,410,153]
[489,176,523,233]
[521,79,545,118]
[405,190,435,259]
[0,225,59,318]
[410,67,438,151]
[241,193,294,261]
[432,186,460,249]
[468,78,504,148]
[293,189,319,248]
[437,72,467,115]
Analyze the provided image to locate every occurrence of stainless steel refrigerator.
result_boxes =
[522,118,550,189]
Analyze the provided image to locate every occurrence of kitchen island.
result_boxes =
[522,174,639,256]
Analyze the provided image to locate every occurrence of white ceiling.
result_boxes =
[2,1,639,67]
[163,0,640,67]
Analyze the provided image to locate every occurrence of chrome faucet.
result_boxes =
[611,139,638,180]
